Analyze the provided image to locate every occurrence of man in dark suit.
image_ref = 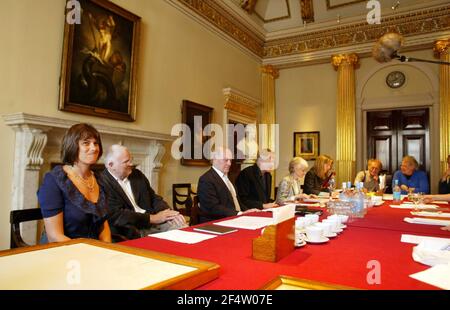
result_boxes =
[236,149,278,210]
[197,147,259,223]
[101,145,185,239]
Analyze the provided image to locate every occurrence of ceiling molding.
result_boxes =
[170,0,265,58]
[167,0,450,66]
[264,5,450,58]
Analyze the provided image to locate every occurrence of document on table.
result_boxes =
[404,217,450,226]
[148,229,217,244]
[432,201,449,205]
[390,204,438,209]
[409,263,450,290]
[401,234,450,244]
[411,211,450,218]
[214,216,274,230]
[272,204,295,225]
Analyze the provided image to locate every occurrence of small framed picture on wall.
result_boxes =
[293,131,320,160]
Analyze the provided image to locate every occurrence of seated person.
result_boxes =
[276,157,311,204]
[37,123,111,243]
[354,159,383,193]
[438,155,450,194]
[197,147,259,223]
[303,154,334,195]
[393,155,429,194]
[236,149,277,210]
[101,144,185,239]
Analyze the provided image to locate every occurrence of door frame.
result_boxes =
[356,62,440,193]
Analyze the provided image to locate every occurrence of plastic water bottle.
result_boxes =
[393,179,401,204]
[352,182,365,217]
[339,182,348,201]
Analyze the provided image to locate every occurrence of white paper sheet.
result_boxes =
[272,204,295,224]
[409,263,450,290]
[404,217,450,226]
[214,216,274,230]
[432,201,449,205]
[149,229,217,244]
[0,243,196,289]
[390,204,438,210]
[411,211,450,218]
[401,234,450,244]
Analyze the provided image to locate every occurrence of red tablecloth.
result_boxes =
[348,202,450,236]
[121,204,450,290]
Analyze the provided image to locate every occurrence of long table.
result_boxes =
[122,202,450,290]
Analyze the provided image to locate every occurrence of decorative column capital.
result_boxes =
[434,39,450,56]
[331,53,359,69]
[261,65,279,79]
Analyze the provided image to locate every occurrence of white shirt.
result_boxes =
[212,166,241,212]
[108,170,146,214]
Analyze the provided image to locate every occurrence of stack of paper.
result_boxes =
[148,230,217,244]
[404,217,450,226]
[390,204,438,210]
[214,216,274,230]
[410,264,450,290]
[411,211,450,218]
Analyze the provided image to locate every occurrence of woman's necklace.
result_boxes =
[68,166,95,192]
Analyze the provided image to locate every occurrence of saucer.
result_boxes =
[304,236,329,244]
[295,240,307,247]
[331,228,343,234]
[339,224,347,229]
[324,232,337,238]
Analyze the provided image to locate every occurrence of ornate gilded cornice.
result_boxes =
[434,39,450,56]
[331,54,359,69]
[171,0,450,65]
[264,6,450,58]
[261,65,279,78]
[176,0,264,57]
[223,88,259,119]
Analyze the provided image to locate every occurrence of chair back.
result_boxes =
[10,208,43,248]
[190,196,200,226]
[172,183,196,216]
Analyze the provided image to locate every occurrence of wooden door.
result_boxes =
[367,108,429,189]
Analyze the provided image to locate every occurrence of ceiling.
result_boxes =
[227,0,439,34]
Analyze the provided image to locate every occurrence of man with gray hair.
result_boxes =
[100,144,186,240]
[236,149,277,210]
[197,147,259,223]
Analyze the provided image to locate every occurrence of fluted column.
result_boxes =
[261,65,279,199]
[434,39,450,176]
[332,54,359,186]
[261,65,279,151]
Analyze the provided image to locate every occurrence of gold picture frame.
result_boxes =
[294,131,320,160]
[59,0,141,122]
[0,239,220,290]
[260,275,357,290]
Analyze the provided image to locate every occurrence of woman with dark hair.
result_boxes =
[37,123,111,243]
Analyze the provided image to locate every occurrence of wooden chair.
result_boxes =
[190,196,200,226]
[10,208,43,248]
[172,183,196,216]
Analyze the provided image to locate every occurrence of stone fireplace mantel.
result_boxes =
[3,112,173,245]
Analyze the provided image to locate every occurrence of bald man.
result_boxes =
[101,145,186,240]
[197,147,259,223]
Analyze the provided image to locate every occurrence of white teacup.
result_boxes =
[314,222,332,236]
[327,214,342,223]
[323,218,340,233]
[305,213,319,224]
[295,217,307,229]
[337,214,349,223]
[306,226,323,242]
